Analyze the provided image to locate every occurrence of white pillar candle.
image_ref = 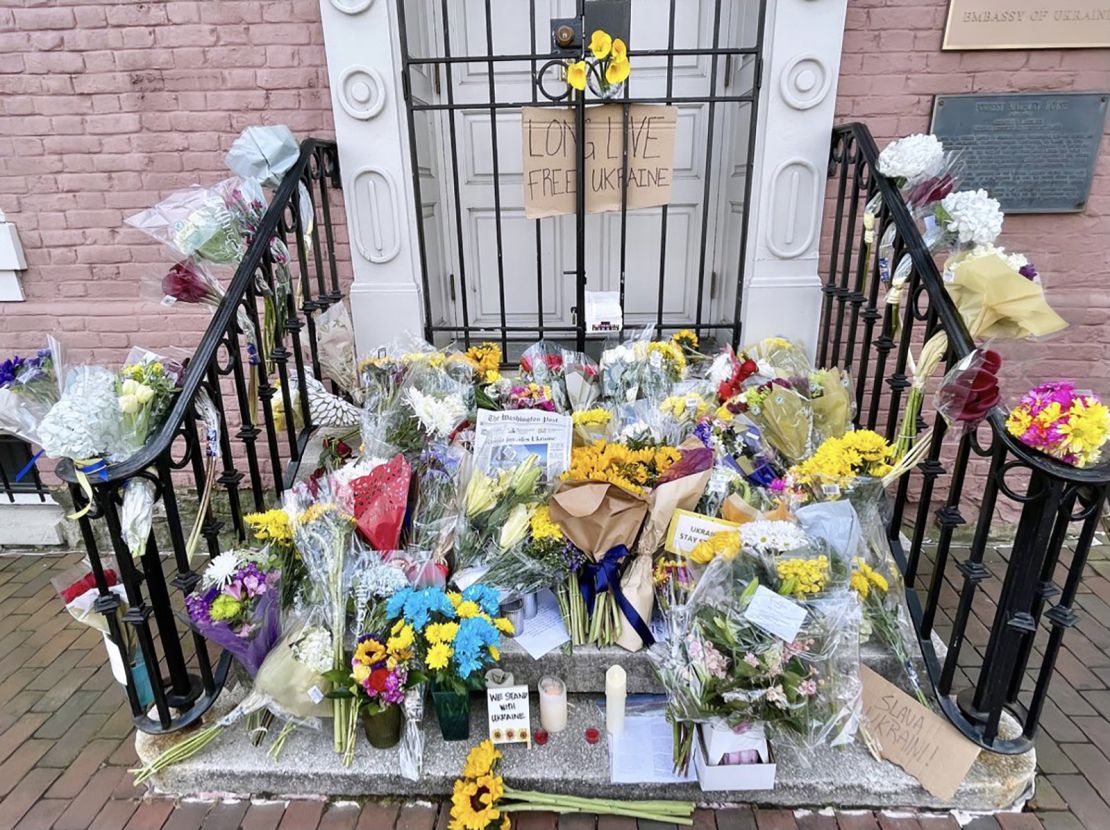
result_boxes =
[605,664,626,737]
[538,676,567,733]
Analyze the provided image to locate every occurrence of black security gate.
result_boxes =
[396,0,766,357]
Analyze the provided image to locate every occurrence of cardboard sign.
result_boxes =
[860,666,980,800]
[522,104,677,219]
[665,509,742,556]
[486,684,531,745]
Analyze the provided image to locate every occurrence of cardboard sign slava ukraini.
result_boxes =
[522,104,677,219]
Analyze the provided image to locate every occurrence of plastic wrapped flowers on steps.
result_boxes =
[132,611,334,784]
[649,554,862,776]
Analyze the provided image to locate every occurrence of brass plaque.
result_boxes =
[943,1,1110,50]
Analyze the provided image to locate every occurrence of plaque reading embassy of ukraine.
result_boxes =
[943,0,1110,50]
[931,93,1108,213]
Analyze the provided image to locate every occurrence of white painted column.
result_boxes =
[318,0,425,353]
[740,0,848,357]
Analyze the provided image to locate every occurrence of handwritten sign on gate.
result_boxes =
[522,104,677,219]
[860,666,980,800]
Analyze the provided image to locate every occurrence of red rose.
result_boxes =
[937,350,1001,425]
[369,668,390,694]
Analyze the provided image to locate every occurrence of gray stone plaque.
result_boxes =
[931,92,1108,213]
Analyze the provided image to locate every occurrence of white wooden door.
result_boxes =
[412,0,753,340]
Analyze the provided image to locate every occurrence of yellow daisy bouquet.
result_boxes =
[787,429,895,498]
[566,29,631,98]
[448,741,694,829]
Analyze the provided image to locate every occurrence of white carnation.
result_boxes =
[291,626,333,674]
[878,134,944,184]
[201,550,244,589]
[939,189,1004,246]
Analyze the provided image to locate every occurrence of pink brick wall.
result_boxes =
[0,1,336,367]
[836,0,1110,394]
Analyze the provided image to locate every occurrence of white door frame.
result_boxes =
[318,0,848,356]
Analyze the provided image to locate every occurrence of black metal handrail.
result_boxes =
[823,123,1110,753]
[57,138,344,733]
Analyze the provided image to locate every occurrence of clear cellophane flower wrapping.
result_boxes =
[364,359,473,456]
[37,365,123,462]
[520,340,570,412]
[0,334,64,446]
[809,367,855,447]
[600,325,654,402]
[561,348,601,412]
[401,441,466,587]
[650,555,862,768]
[125,178,249,266]
[315,302,362,403]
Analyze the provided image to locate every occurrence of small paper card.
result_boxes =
[861,666,980,800]
[486,684,531,745]
[742,585,807,643]
[665,509,742,556]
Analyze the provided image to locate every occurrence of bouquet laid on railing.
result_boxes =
[0,338,61,447]
[1005,382,1110,468]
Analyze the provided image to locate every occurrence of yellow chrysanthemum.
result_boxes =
[489,645,500,662]
[298,502,350,526]
[605,57,630,86]
[456,600,480,619]
[572,408,612,427]
[1060,400,1110,461]
[567,60,587,91]
[426,622,459,644]
[530,506,564,543]
[244,509,293,543]
[427,641,453,671]
[688,531,742,565]
[589,29,612,60]
[493,617,516,636]
[387,623,415,658]
[447,591,462,609]
[776,556,829,597]
[462,740,502,778]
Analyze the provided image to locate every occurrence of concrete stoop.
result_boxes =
[0,498,66,548]
[136,641,1035,812]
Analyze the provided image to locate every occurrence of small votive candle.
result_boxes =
[605,664,626,737]
[538,676,568,733]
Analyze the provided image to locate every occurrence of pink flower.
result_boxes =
[162,260,222,305]
[798,679,817,696]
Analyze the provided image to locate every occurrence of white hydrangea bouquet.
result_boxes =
[935,188,1004,249]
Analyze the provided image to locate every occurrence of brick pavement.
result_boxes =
[5,546,1110,829]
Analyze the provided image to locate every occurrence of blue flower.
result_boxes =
[461,584,500,617]
[387,587,457,630]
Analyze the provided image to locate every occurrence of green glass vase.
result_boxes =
[362,704,403,749]
[431,683,471,741]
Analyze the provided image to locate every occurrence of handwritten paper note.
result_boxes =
[522,104,677,219]
[861,666,980,800]
[486,684,531,745]
[743,585,807,643]
[512,589,571,660]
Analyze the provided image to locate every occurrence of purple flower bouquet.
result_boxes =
[185,551,282,677]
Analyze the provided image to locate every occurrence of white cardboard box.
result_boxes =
[693,725,777,792]
[702,720,769,764]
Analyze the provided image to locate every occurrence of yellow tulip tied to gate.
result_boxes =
[567,29,631,95]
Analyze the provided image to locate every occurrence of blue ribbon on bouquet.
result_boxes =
[578,544,655,648]
[13,450,44,483]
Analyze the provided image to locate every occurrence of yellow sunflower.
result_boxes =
[462,740,502,778]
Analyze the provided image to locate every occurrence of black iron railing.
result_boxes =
[58,139,344,733]
[822,123,1110,753]
[0,434,50,503]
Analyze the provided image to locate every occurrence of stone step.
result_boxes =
[137,686,1034,811]
[500,636,913,695]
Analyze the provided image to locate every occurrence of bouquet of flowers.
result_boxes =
[402,442,466,588]
[455,453,544,572]
[374,365,473,455]
[561,348,600,412]
[566,29,631,97]
[314,301,362,402]
[0,339,61,445]
[287,488,359,760]
[787,429,895,499]
[481,504,587,601]
[1006,382,1110,468]
[729,379,813,464]
[387,584,513,694]
[651,557,861,773]
[506,382,558,412]
[446,740,694,828]
[809,367,854,445]
[637,339,688,401]
[185,548,282,677]
[572,407,613,446]
[707,346,759,404]
[748,337,811,387]
[934,188,1004,250]
[519,341,569,412]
